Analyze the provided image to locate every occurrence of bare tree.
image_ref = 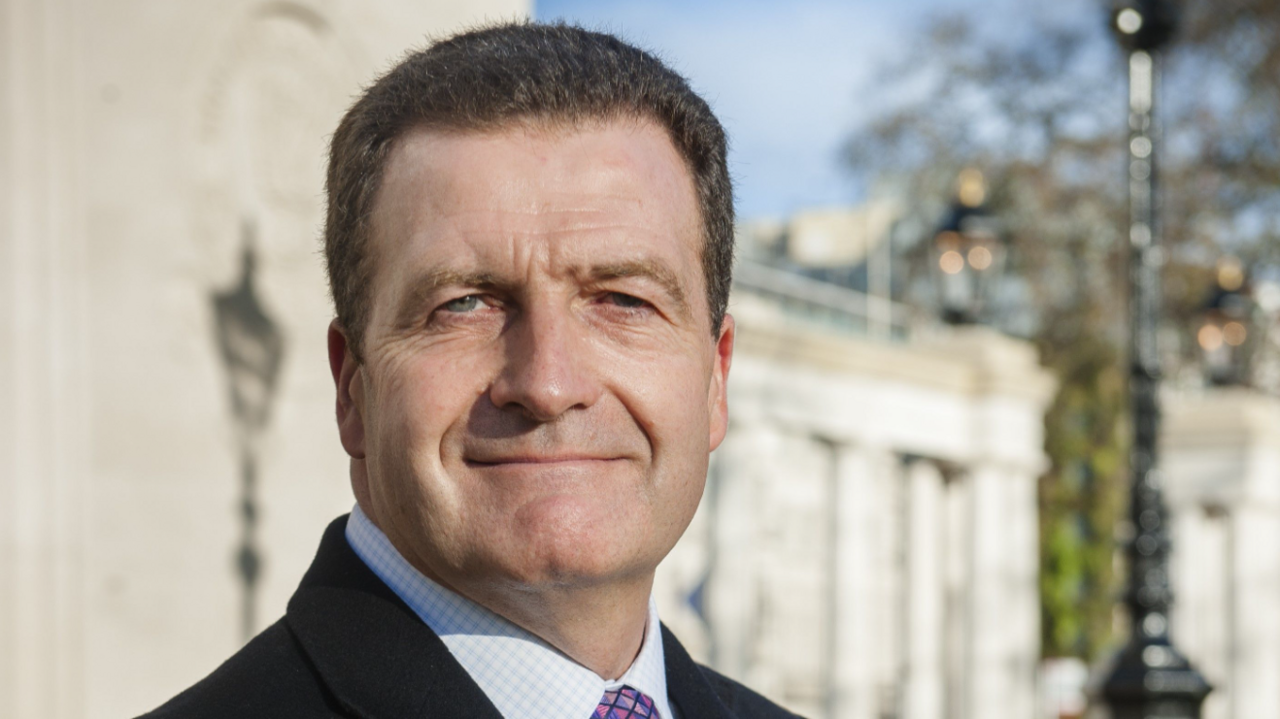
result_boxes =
[843,0,1280,659]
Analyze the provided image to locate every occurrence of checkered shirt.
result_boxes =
[345,504,675,719]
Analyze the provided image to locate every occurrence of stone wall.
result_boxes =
[654,294,1056,719]
[1164,389,1280,719]
[0,2,527,717]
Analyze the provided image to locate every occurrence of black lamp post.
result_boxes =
[932,168,1004,324]
[1197,257,1253,386]
[1099,2,1211,717]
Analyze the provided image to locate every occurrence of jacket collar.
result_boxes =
[286,516,503,719]
[286,515,738,719]
[662,624,738,719]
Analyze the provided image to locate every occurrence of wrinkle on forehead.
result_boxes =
[375,118,698,233]
[367,118,707,327]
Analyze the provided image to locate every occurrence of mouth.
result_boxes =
[464,455,624,467]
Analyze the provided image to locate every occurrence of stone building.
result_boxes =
[654,265,1056,719]
[2,1,1057,718]
[1,1,527,717]
[1164,388,1280,719]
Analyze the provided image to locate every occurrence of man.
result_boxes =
[142,22,798,719]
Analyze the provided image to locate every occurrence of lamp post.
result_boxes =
[1197,257,1253,386]
[1099,2,1211,717]
[932,168,1004,324]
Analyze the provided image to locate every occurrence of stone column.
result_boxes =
[903,460,946,719]
[704,423,769,688]
[964,463,1007,719]
[941,466,972,719]
[749,431,834,717]
[719,308,1054,719]
[829,444,896,719]
[924,328,1049,719]
[964,460,1040,719]
[1009,461,1041,719]
[0,1,90,717]
[1168,507,1231,719]
[873,453,909,719]
[1229,503,1280,719]
[1165,388,1280,719]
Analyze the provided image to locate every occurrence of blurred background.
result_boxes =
[3,0,1278,717]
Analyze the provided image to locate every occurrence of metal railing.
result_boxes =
[731,258,916,341]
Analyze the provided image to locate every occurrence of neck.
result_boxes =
[360,500,654,679]
[472,576,654,680]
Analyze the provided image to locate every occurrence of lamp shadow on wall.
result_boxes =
[211,218,286,641]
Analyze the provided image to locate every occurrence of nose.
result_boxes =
[487,303,603,423]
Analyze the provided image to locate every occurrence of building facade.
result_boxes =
[1164,389,1280,719]
[655,281,1056,719]
[0,1,527,717]
[3,2,1058,717]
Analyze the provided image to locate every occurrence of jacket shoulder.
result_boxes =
[136,620,345,719]
[697,664,805,719]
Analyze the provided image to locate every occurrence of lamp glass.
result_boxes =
[1117,8,1144,34]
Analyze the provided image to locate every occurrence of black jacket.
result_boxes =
[139,515,801,718]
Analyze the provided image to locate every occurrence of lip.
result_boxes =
[465,456,623,466]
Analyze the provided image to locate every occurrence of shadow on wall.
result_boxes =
[211,218,286,641]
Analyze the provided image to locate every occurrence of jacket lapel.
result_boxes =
[288,516,739,719]
[662,624,738,719]
[285,516,503,719]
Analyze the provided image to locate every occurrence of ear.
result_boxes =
[328,320,366,460]
[707,313,735,452]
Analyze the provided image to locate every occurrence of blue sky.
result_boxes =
[535,0,1015,220]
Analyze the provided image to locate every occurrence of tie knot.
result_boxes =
[594,685,658,719]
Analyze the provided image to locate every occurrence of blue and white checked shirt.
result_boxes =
[345,504,676,719]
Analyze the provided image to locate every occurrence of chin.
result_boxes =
[495,501,655,587]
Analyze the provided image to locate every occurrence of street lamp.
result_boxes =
[1197,257,1253,386]
[932,168,1004,324]
[1099,2,1211,718]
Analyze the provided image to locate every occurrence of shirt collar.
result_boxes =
[345,504,674,719]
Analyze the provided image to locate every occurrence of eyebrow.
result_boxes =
[391,258,691,330]
[393,268,501,330]
[583,259,689,316]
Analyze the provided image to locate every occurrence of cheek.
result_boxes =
[643,351,715,534]
[605,343,714,464]
[363,350,497,549]
[366,349,491,461]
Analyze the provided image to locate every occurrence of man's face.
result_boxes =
[331,119,734,597]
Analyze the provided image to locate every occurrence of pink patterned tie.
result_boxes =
[594,685,659,719]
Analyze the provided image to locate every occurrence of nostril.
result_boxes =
[489,370,598,423]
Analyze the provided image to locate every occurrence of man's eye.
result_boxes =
[605,292,649,309]
[441,295,483,313]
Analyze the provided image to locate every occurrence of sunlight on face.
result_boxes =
[352,119,733,598]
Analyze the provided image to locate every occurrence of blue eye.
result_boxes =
[442,295,482,312]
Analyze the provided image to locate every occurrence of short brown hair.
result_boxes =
[324,21,734,357]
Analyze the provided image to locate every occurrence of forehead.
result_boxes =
[368,118,703,286]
